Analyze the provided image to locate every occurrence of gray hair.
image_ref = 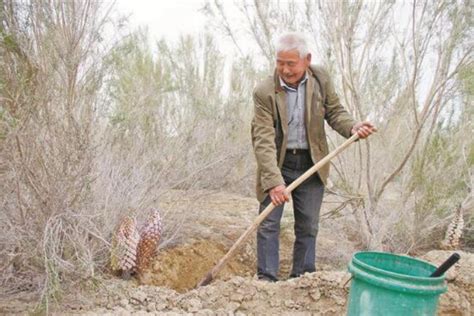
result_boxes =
[274,32,310,58]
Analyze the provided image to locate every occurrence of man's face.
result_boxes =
[276,50,311,87]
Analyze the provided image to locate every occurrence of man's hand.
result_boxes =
[269,184,290,206]
[351,121,377,139]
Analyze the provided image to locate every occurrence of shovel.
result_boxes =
[197,133,360,287]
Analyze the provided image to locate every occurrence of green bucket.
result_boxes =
[347,252,447,316]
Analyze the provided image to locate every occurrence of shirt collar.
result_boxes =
[279,71,308,91]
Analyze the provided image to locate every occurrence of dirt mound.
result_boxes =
[43,252,465,315]
[66,251,471,315]
[1,251,473,316]
[1,191,472,315]
[138,240,254,292]
[78,271,350,315]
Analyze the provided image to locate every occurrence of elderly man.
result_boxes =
[251,32,376,282]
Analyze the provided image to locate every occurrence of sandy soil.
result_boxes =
[0,190,472,315]
[138,239,254,292]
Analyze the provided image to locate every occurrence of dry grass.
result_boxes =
[0,0,471,312]
[0,1,255,308]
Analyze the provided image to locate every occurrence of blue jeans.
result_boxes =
[257,150,324,281]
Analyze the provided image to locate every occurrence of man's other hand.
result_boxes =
[351,121,377,139]
[269,184,289,206]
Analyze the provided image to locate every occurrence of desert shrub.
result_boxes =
[0,1,259,307]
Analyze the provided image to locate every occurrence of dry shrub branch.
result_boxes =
[204,0,473,252]
[0,0,259,306]
[0,0,116,305]
[1,0,471,310]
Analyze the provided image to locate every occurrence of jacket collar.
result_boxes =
[273,66,320,135]
[274,68,315,92]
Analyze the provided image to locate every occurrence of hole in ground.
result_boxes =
[138,239,255,292]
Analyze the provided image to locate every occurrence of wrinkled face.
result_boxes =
[276,50,311,87]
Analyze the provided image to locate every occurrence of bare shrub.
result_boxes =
[1,3,261,305]
[0,0,115,306]
[101,29,259,197]
[204,0,473,253]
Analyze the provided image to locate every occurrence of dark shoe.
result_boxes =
[258,274,278,282]
[289,269,315,279]
[288,273,301,279]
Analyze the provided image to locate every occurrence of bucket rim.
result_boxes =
[352,251,445,282]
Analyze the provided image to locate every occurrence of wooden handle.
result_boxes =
[196,133,359,287]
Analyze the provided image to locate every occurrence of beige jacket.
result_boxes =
[251,65,356,202]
